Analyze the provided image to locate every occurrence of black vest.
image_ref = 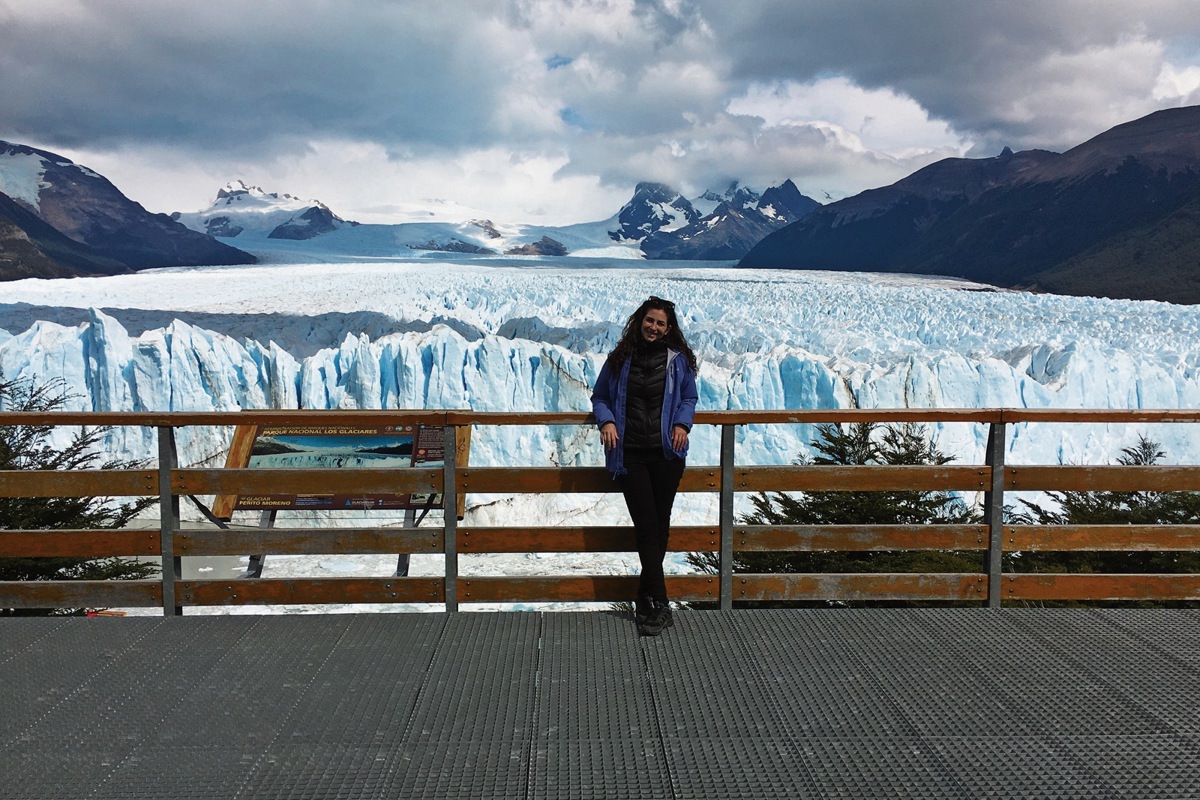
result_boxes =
[625,340,668,451]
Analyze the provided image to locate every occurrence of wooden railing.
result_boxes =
[2,409,1200,615]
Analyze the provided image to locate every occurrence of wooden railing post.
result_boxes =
[158,425,182,616]
[984,420,1007,608]
[719,424,735,611]
[443,423,458,612]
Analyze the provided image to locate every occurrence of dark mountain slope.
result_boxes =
[740,106,1200,303]
[0,191,124,280]
[1,141,256,280]
[1030,192,1200,302]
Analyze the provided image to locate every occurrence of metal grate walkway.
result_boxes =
[4,609,1200,799]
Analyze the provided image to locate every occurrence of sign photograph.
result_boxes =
[231,424,446,512]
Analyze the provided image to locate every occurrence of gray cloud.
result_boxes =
[2,0,1198,220]
[558,112,957,202]
[0,1,530,157]
[701,0,1200,150]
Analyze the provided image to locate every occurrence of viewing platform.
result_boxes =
[4,408,1200,796]
[5,608,1200,799]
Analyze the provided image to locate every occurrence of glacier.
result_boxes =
[3,256,1200,612]
[3,256,1198,474]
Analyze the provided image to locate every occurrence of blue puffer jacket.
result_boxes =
[591,347,698,475]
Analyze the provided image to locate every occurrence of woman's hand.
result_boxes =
[599,422,619,450]
[671,424,689,451]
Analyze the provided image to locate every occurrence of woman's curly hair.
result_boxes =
[605,296,698,373]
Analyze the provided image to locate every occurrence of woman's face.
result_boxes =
[640,308,671,343]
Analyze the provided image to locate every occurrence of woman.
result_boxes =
[591,296,699,636]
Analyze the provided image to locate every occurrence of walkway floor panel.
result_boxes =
[3,609,1199,799]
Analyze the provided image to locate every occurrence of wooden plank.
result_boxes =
[694,409,1001,425]
[0,470,157,498]
[1004,525,1200,552]
[446,409,1001,426]
[454,424,471,518]
[1002,409,1200,424]
[733,573,987,602]
[458,467,611,493]
[0,410,451,427]
[456,526,721,553]
[735,524,988,552]
[679,469,724,492]
[445,411,593,426]
[171,467,440,495]
[456,574,720,603]
[0,529,161,557]
[176,577,445,605]
[735,465,991,492]
[0,580,162,609]
[175,527,444,556]
[457,467,721,493]
[4,408,1199,429]
[224,424,259,469]
[211,423,258,519]
[1004,573,1200,601]
[1006,466,1200,492]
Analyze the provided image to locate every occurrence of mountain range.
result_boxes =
[4,105,1200,303]
[0,142,255,281]
[740,105,1200,304]
[615,179,820,260]
[166,177,818,262]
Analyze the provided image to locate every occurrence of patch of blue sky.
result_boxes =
[559,107,594,130]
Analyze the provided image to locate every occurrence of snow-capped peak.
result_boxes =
[607,182,698,243]
[173,182,348,241]
[214,180,307,209]
[691,181,761,217]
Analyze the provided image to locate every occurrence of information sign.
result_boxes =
[234,424,443,511]
[211,421,468,519]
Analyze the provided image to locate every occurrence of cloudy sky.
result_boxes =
[3,0,1200,225]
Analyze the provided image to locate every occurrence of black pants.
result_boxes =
[618,447,685,605]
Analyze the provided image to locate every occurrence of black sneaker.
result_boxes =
[638,600,673,637]
[634,597,652,625]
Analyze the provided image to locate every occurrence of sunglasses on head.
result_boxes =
[648,295,675,309]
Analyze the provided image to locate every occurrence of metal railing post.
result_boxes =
[443,424,458,612]
[719,424,735,611]
[157,425,181,616]
[984,420,1007,608]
